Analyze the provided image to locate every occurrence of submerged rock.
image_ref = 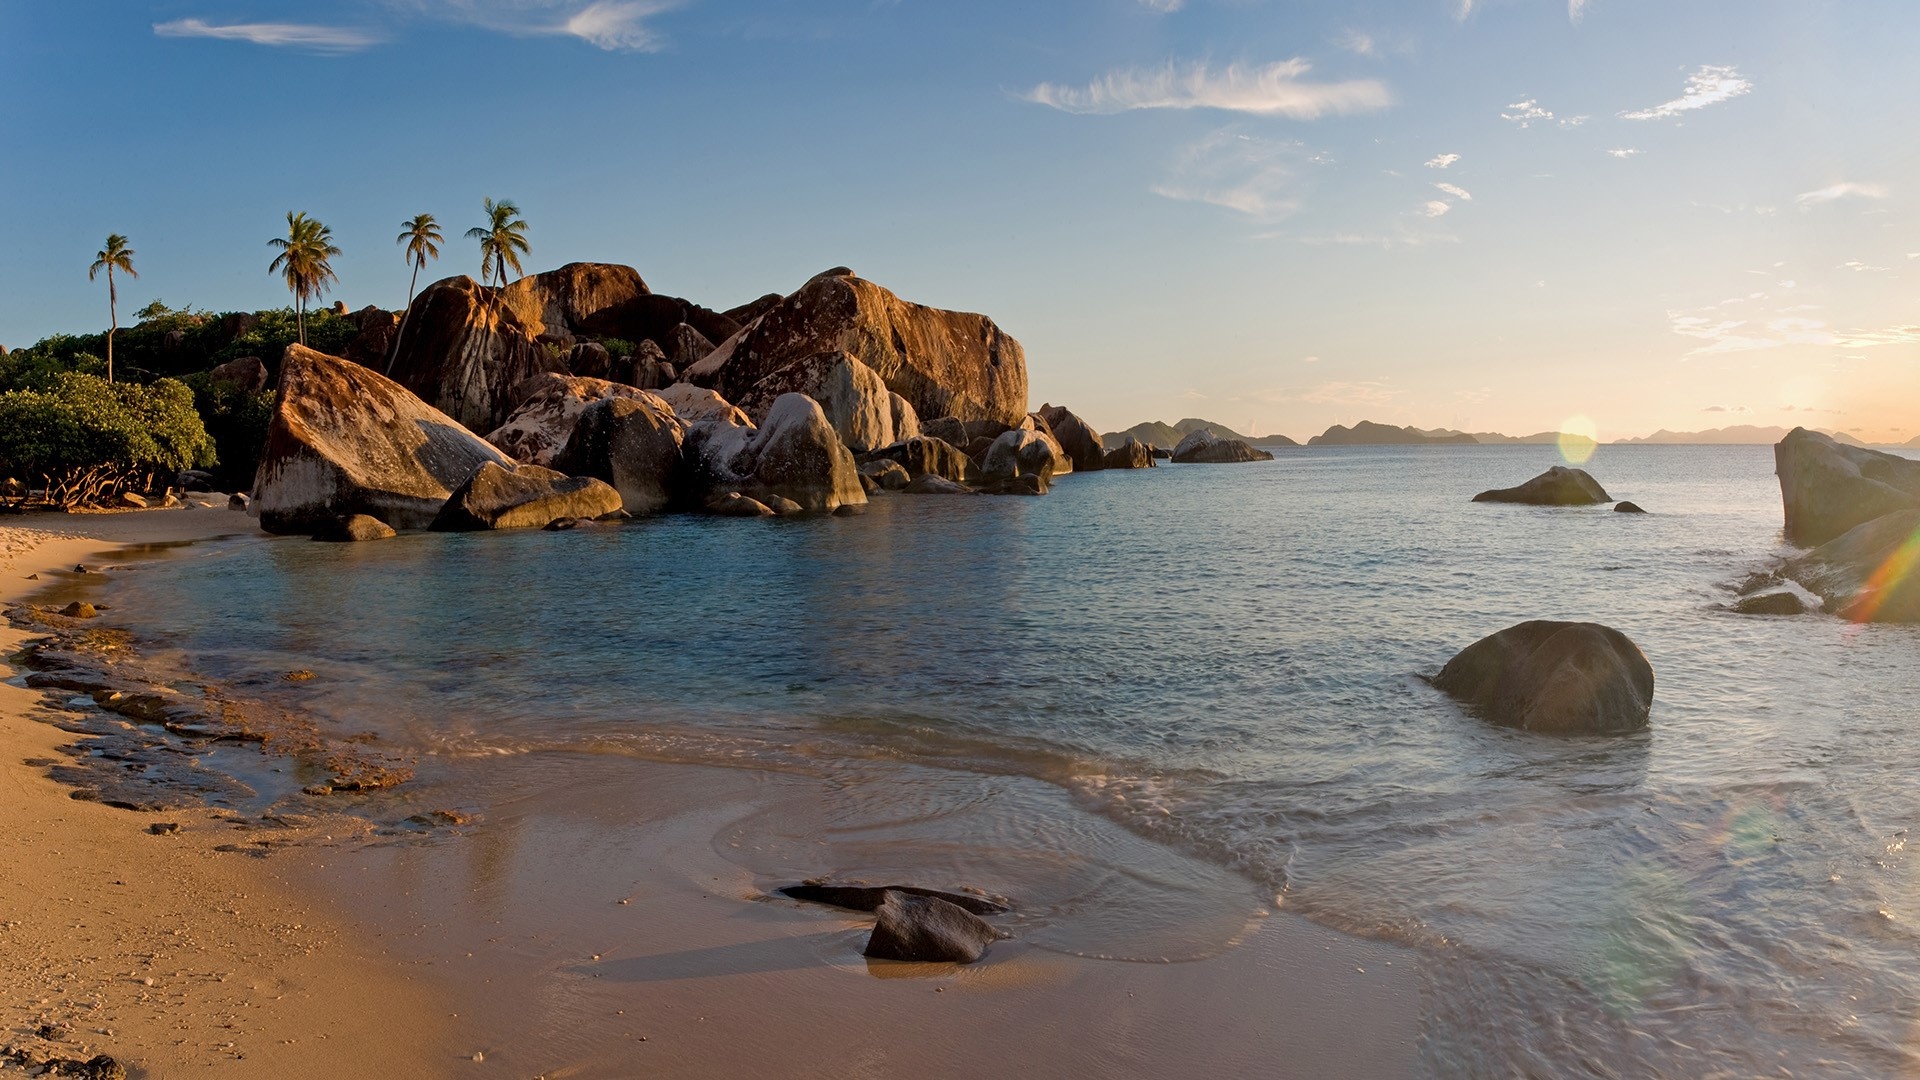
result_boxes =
[59,601,98,619]
[431,462,622,531]
[312,513,396,542]
[864,891,1000,964]
[1472,466,1610,506]
[1430,620,1654,735]
[1775,427,1920,546]
[1171,429,1274,464]
[903,474,971,495]
[707,492,775,517]
[1614,501,1647,514]
[252,345,511,534]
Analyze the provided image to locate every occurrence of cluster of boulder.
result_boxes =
[1734,428,1920,622]
[246,265,1274,539]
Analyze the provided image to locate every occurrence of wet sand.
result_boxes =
[2,506,1424,1078]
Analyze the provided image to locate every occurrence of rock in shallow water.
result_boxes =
[312,513,396,542]
[863,890,1001,964]
[1431,620,1654,735]
[1733,590,1807,616]
[1613,501,1647,514]
[1775,427,1920,546]
[431,462,622,531]
[1472,466,1610,506]
[1170,429,1272,464]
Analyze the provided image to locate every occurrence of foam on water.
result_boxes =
[112,445,1920,1075]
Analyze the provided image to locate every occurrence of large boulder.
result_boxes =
[889,393,920,443]
[343,307,400,370]
[863,890,1000,964]
[252,345,510,534]
[738,351,897,453]
[1104,436,1155,470]
[1783,509,1920,622]
[687,269,1029,428]
[862,436,976,484]
[688,394,866,513]
[664,323,716,368]
[614,340,672,390]
[208,355,270,394]
[1036,403,1105,473]
[859,459,912,491]
[1472,466,1610,506]
[566,341,612,379]
[981,429,1056,493]
[501,262,650,338]
[484,373,657,467]
[431,461,622,531]
[657,383,753,427]
[1171,429,1274,464]
[1430,621,1654,735]
[386,275,563,434]
[1775,427,1920,546]
[313,513,396,542]
[552,394,687,516]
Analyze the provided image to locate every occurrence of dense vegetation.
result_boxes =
[0,373,215,507]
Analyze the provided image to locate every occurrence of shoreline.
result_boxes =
[1,506,1426,1077]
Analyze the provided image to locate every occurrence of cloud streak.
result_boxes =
[1620,65,1751,120]
[1425,153,1460,169]
[1152,132,1327,219]
[1027,60,1392,119]
[153,18,382,51]
[1796,182,1888,206]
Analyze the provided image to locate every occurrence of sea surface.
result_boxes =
[111,444,1920,1076]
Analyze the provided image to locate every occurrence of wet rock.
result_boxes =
[1036,403,1105,472]
[764,495,804,516]
[148,821,181,835]
[550,394,687,517]
[1472,466,1611,506]
[706,492,775,517]
[859,460,912,491]
[60,602,98,619]
[252,345,511,533]
[1430,620,1654,735]
[1783,508,1920,623]
[312,513,396,542]
[861,436,976,485]
[1734,590,1807,616]
[1171,429,1274,464]
[431,462,622,531]
[1103,436,1155,470]
[864,891,1000,964]
[1775,427,1920,546]
[1614,501,1647,514]
[780,881,1010,915]
[687,269,1029,428]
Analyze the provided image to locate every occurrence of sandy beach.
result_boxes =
[2,506,1423,1078]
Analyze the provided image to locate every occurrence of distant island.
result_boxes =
[1101,419,1298,451]
[1613,425,1870,446]
[1100,418,1910,450]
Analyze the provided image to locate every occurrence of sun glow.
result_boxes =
[1558,415,1599,465]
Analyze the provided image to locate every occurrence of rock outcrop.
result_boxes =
[483,373,657,467]
[1782,509,1920,623]
[687,394,866,513]
[1775,427,1920,546]
[981,429,1057,488]
[863,891,1000,964]
[859,459,912,491]
[688,270,1029,428]
[252,345,510,534]
[736,351,898,453]
[313,514,396,542]
[552,394,687,516]
[657,383,753,427]
[208,356,269,394]
[431,461,622,531]
[343,307,400,370]
[1472,466,1611,506]
[860,436,976,485]
[1103,436,1155,470]
[888,393,920,443]
[1430,620,1654,735]
[386,275,562,434]
[1037,404,1105,473]
[1171,429,1275,464]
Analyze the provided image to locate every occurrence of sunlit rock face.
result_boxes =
[1171,429,1273,464]
[687,269,1029,429]
[430,461,622,532]
[1037,403,1105,473]
[552,394,687,517]
[1431,620,1655,736]
[252,345,509,534]
[484,373,660,468]
[684,393,866,514]
[735,351,899,453]
[1775,427,1920,546]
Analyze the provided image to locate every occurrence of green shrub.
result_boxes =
[596,337,636,358]
[183,370,276,490]
[0,374,217,505]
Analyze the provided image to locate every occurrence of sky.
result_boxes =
[1,0,1916,442]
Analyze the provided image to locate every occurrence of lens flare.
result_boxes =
[1558,415,1599,465]
[1845,522,1920,624]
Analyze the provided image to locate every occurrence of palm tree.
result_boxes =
[465,198,530,287]
[88,235,137,383]
[267,211,341,346]
[389,213,443,374]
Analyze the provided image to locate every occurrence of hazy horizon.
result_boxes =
[3,0,1914,442]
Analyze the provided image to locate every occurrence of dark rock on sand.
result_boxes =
[1103,436,1155,470]
[864,891,1000,964]
[1472,466,1610,506]
[1431,620,1654,735]
[1775,427,1920,546]
[251,345,510,534]
[1036,403,1106,472]
[432,462,622,531]
[1170,429,1274,464]
[779,881,1009,916]
[1614,501,1647,514]
[687,269,1029,429]
[59,602,98,619]
[312,514,396,542]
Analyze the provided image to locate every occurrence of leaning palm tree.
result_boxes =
[267,211,341,346]
[388,213,443,373]
[88,234,137,382]
[466,198,530,287]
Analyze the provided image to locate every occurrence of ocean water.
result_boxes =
[111,445,1920,1076]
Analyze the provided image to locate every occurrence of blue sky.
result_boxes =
[2,0,1915,440]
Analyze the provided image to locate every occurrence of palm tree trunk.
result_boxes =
[297,291,306,347]
[106,267,117,383]
[387,262,421,376]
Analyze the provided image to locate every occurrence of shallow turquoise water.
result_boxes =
[114,445,1920,1076]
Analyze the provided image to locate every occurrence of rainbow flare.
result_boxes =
[1845,522,1920,623]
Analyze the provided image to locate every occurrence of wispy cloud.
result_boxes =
[1840,260,1889,273]
[561,1,671,49]
[1295,227,1457,250]
[1500,100,1553,127]
[1152,131,1328,219]
[1434,182,1472,201]
[408,0,676,51]
[1668,293,1920,356]
[1027,60,1392,119]
[1606,148,1642,159]
[153,18,382,51]
[1337,29,1376,56]
[1420,200,1452,218]
[1796,182,1888,206]
[1140,0,1184,10]
[1620,65,1752,120]
[1425,153,1460,169]
[1569,0,1593,22]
